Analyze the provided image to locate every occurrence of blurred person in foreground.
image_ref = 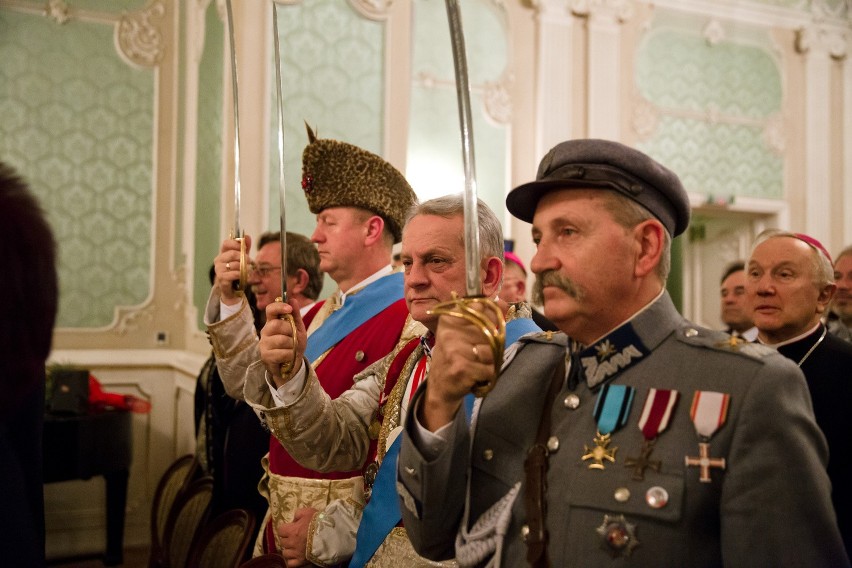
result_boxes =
[397,140,848,567]
[0,162,58,567]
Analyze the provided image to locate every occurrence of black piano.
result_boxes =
[43,408,133,566]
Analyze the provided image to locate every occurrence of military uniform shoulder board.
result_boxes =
[676,326,774,360]
[521,329,568,345]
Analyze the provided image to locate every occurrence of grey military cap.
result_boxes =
[506,139,691,237]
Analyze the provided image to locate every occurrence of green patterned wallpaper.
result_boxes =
[407,0,508,219]
[268,1,385,239]
[0,9,154,328]
[636,26,783,200]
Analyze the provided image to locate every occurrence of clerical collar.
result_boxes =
[334,264,393,307]
[758,322,822,348]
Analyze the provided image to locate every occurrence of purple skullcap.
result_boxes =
[794,233,833,265]
[503,251,526,274]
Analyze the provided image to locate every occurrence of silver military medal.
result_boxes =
[684,391,730,483]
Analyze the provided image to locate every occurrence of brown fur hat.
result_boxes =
[301,123,417,243]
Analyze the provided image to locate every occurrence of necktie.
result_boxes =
[567,346,585,390]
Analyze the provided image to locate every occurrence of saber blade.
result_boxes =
[445,0,481,298]
[273,1,288,302]
[226,0,242,240]
[225,0,247,291]
[431,0,505,397]
[271,1,297,383]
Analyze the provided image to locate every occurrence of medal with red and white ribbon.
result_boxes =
[685,391,730,483]
[625,388,679,480]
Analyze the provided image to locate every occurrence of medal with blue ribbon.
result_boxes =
[583,384,635,469]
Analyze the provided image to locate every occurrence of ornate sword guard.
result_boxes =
[274,297,298,382]
[429,293,506,397]
[228,230,248,294]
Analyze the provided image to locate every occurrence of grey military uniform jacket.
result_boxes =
[398,292,849,568]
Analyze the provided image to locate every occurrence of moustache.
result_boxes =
[532,270,583,305]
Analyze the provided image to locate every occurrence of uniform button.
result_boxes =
[546,436,560,452]
[646,486,669,509]
[685,328,698,338]
[483,449,494,461]
[614,487,630,503]
[520,524,530,541]
[563,394,580,409]
[355,350,365,362]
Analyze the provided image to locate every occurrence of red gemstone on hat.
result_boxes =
[302,174,314,192]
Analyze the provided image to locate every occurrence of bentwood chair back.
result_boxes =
[162,476,214,568]
[148,454,200,568]
[185,508,256,568]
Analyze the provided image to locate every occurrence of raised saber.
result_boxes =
[225,0,247,292]
[272,1,297,380]
[446,0,481,298]
[429,0,505,397]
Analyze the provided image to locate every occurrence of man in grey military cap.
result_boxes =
[398,139,849,567]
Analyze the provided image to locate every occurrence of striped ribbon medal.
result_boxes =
[624,388,679,480]
[583,384,635,470]
[685,391,730,483]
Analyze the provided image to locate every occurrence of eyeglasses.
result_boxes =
[249,264,282,278]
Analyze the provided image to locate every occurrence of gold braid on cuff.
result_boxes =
[428,293,506,397]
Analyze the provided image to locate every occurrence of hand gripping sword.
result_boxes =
[225,0,248,293]
[428,0,505,397]
[272,1,297,381]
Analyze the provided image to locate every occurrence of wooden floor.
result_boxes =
[47,545,149,568]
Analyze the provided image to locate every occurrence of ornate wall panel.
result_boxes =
[406,0,511,218]
[634,16,784,201]
[268,0,386,240]
[0,5,157,328]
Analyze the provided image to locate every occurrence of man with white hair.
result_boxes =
[746,229,852,553]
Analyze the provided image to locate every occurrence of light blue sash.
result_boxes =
[350,315,541,567]
[304,272,404,363]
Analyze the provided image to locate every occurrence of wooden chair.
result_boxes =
[185,508,256,568]
[149,454,200,567]
[161,476,214,568]
[239,553,287,568]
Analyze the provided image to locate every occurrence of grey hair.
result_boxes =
[404,194,505,263]
[599,192,672,282]
[751,229,835,288]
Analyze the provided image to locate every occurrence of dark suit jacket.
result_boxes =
[778,325,852,554]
